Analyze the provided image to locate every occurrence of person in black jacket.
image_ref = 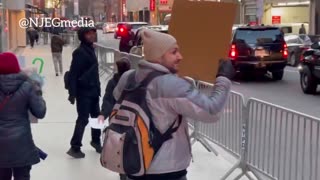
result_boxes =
[98,57,131,120]
[27,27,37,48]
[98,57,130,180]
[67,27,102,159]
[0,52,46,180]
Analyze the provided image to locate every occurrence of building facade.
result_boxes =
[126,0,241,25]
[243,0,319,34]
[1,0,28,52]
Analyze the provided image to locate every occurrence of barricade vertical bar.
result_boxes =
[316,123,319,180]
[309,120,313,180]
[258,103,264,169]
[283,112,289,180]
[271,108,277,176]
[294,118,300,180]
[277,111,284,178]
[267,106,273,174]
[302,118,307,180]
[288,114,295,180]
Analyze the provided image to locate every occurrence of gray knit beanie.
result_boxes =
[141,29,177,62]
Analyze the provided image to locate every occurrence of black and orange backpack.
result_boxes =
[100,70,182,176]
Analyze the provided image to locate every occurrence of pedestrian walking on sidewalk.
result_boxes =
[299,24,307,34]
[111,29,235,180]
[43,27,49,45]
[0,52,47,180]
[51,30,65,76]
[98,57,130,180]
[27,27,37,48]
[66,27,102,158]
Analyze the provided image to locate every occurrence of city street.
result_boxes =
[97,30,320,118]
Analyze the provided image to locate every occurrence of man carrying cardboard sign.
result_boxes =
[112,29,235,180]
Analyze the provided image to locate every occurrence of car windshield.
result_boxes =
[235,29,283,44]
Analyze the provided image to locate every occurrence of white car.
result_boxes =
[103,23,116,33]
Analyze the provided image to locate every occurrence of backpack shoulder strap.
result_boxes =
[118,70,137,103]
[139,71,166,88]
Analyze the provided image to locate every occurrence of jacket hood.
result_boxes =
[0,73,28,94]
[77,27,97,44]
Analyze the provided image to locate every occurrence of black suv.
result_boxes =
[230,26,288,80]
[299,42,320,94]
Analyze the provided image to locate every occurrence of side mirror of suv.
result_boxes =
[311,42,320,49]
[314,50,320,56]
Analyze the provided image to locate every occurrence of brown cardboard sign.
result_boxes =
[169,0,238,82]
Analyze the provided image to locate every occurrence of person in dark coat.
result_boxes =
[98,57,131,120]
[0,52,46,180]
[98,57,130,180]
[67,27,102,158]
[299,24,307,34]
[51,30,65,76]
[27,27,37,48]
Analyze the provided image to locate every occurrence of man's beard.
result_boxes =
[167,67,178,74]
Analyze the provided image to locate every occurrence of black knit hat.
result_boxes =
[77,27,97,42]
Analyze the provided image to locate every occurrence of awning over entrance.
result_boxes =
[264,0,309,5]
[26,3,48,15]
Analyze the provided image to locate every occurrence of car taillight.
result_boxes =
[116,27,119,31]
[283,43,288,59]
[229,44,238,59]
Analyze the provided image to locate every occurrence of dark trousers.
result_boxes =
[0,166,31,180]
[70,96,101,150]
[30,39,35,48]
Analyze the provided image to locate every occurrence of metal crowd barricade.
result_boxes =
[95,44,118,81]
[94,45,320,180]
[241,98,320,180]
[195,81,245,158]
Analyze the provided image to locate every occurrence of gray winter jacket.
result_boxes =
[113,60,231,174]
[0,73,46,168]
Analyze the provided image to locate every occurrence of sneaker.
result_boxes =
[90,141,102,153]
[120,174,127,180]
[67,148,85,158]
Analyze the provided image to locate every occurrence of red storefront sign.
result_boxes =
[249,21,257,26]
[272,16,281,24]
[160,0,168,4]
[150,0,156,11]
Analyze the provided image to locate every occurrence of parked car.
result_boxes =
[95,22,104,30]
[103,22,116,33]
[126,26,169,56]
[299,42,320,94]
[114,22,148,39]
[230,25,288,80]
[284,34,311,67]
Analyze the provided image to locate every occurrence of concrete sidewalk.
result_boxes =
[18,44,249,180]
